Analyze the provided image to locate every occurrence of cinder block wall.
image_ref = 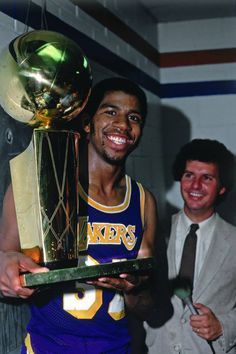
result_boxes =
[0,0,166,221]
[158,17,236,225]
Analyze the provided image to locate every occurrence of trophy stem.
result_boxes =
[10,129,80,269]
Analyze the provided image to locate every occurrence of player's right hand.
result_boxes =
[0,251,48,298]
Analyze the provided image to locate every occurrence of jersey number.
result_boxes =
[63,257,125,320]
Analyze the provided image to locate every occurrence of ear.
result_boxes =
[81,113,91,133]
[219,186,226,196]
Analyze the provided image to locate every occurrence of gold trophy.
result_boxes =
[0,30,154,287]
[0,30,91,270]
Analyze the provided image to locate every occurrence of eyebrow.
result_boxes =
[184,169,216,177]
[98,103,118,110]
[98,103,142,116]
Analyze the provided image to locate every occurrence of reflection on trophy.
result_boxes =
[0,30,92,270]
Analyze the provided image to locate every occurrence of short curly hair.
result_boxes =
[172,139,235,192]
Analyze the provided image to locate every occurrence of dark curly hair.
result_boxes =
[172,139,235,193]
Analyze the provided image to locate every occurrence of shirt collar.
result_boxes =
[180,210,216,235]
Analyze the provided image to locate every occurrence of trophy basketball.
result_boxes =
[0,30,154,287]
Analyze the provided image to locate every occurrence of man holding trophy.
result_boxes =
[0,30,157,354]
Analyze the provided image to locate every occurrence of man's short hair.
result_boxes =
[82,77,147,124]
[172,139,235,192]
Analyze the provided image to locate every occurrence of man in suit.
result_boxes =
[145,139,236,354]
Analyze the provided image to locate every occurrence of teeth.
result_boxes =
[190,192,203,197]
[108,136,127,145]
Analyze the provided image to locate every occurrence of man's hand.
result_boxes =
[86,273,142,293]
[190,303,223,341]
[0,251,48,299]
[86,273,152,320]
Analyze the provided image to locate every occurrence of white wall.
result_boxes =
[158,17,236,224]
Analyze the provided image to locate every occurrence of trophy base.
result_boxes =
[20,257,155,288]
[40,259,78,270]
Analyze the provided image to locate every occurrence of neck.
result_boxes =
[87,143,126,190]
[183,206,215,223]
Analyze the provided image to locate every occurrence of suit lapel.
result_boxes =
[167,213,179,279]
[193,215,230,301]
[168,213,189,314]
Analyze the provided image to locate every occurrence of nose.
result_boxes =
[191,177,201,189]
[113,114,131,131]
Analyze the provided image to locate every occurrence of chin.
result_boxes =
[104,154,125,166]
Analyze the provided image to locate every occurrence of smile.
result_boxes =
[189,192,204,198]
[107,135,133,145]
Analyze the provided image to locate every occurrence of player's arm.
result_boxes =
[0,184,21,251]
[138,187,156,258]
[0,184,47,298]
[122,188,157,317]
[119,187,157,289]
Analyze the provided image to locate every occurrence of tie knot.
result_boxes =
[190,223,199,233]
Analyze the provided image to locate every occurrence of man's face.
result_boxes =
[84,90,143,165]
[180,160,226,220]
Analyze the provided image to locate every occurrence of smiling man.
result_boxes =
[145,139,236,354]
[0,78,157,354]
[180,159,226,222]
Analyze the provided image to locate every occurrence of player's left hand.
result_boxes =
[86,273,143,293]
[190,303,223,341]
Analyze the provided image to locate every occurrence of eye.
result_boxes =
[104,109,116,116]
[203,175,213,182]
[183,172,193,179]
[128,114,143,125]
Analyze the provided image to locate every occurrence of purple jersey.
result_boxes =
[22,175,145,354]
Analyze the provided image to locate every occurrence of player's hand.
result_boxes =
[86,273,143,293]
[190,303,223,341]
[0,251,48,299]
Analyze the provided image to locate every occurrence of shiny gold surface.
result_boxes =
[3,30,92,270]
[11,129,80,268]
[35,129,79,266]
[0,30,92,128]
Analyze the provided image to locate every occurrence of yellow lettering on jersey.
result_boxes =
[119,224,136,251]
[104,224,120,243]
[85,222,137,250]
[87,222,98,243]
[114,224,126,244]
[90,223,105,243]
[78,218,137,252]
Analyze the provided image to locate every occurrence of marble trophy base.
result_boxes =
[20,257,155,288]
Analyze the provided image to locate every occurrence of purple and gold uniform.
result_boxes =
[22,175,145,354]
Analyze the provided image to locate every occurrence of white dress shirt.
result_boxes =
[175,210,216,285]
